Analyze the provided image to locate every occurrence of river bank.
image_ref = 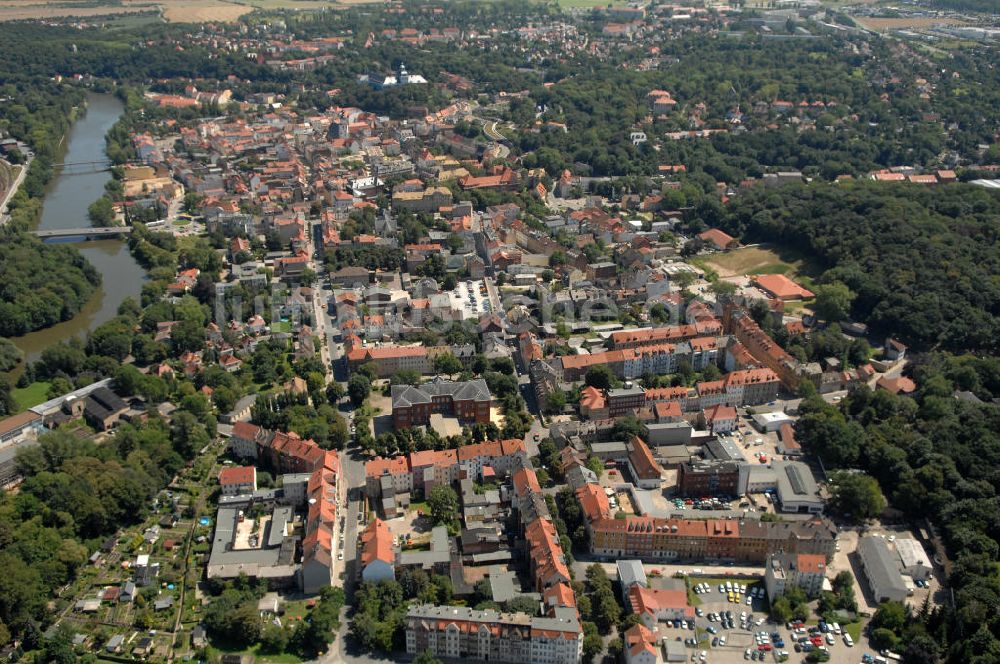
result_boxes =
[9,92,146,370]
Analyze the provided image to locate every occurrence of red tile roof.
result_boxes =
[754,274,814,300]
[628,436,662,481]
[698,228,736,250]
[218,465,255,486]
[360,518,394,566]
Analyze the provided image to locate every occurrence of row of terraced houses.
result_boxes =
[363,441,583,664]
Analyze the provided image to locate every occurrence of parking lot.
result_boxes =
[659,580,861,664]
[448,279,492,318]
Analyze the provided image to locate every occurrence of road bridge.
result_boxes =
[31,226,133,240]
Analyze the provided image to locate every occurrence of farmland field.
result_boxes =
[132,0,251,22]
[0,0,255,22]
[0,0,383,21]
[0,1,157,21]
[854,16,967,31]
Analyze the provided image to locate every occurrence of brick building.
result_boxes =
[391,377,492,428]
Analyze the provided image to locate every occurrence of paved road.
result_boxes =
[483,120,506,142]
[0,157,29,221]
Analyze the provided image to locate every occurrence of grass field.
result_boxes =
[700,245,822,281]
[12,381,50,412]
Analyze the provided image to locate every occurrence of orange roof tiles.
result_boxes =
[575,484,611,521]
[218,466,255,486]
[360,518,395,566]
[754,274,814,300]
[796,553,826,575]
[628,436,662,481]
[629,586,694,618]
[698,228,737,250]
[513,466,542,497]
[365,455,411,478]
[543,582,576,609]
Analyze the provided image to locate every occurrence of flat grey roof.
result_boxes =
[208,506,297,577]
[489,566,517,603]
[267,506,293,548]
[591,441,628,453]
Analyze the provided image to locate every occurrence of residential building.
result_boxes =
[677,460,746,498]
[624,624,664,664]
[345,344,429,377]
[577,482,836,563]
[627,436,663,489]
[218,466,257,495]
[405,605,583,664]
[360,519,395,582]
[699,404,737,434]
[618,560,648,607]
[607,387,647,416]
[725,307,800,390]
[764,552,828,599]
[628,586,695,629]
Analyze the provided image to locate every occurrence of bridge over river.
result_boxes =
[31,226,133,240]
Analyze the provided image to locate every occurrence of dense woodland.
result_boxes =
[716,182,1000,354]
[795,355,1000,663]
[0,235,101,337]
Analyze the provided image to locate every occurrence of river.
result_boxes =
[11,93,146,363]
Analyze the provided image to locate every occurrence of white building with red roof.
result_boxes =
[218,466,257,495]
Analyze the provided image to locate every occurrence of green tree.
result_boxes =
[829,471,885,521]
[428,484,458,525]
[545,389,567,414]
[348,374,371,407]
[770,596,793,624]
[709,280,737,297]
[87,195,114,227]
[259,624,290,654]
[582,621,603,664]
[871,601,907,633]
[813,281,855,322]
[585,365,614,390]
[414,650,444,664]
[0,338,23,373]
[326,381,346,404]
[433,353,463,376]
[870,627,898,650]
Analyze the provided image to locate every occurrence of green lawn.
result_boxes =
[12,381,51,412]
[844,621,863,641]
[205,645,304,664]
[270,321,291,333]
